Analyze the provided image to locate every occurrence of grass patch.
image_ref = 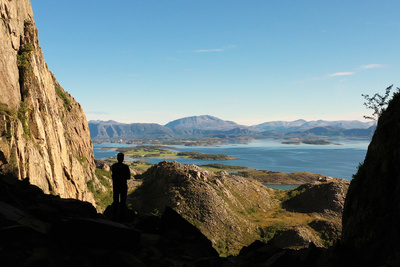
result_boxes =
[116,146,177,158]
[17,101,30,138]
[55,84,72,110]
[77,155,86,164]
[88,169,113,210]
[199,164,252,172]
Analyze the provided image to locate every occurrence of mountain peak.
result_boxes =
[165,115,242,130]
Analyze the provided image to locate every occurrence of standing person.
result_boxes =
[111,152,130,221]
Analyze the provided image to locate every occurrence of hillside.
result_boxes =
[129,161,349,255]
[88,120,174,140]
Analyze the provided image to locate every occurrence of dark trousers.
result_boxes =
[113,183,127,221]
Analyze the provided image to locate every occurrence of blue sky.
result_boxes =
[31,0,400,125]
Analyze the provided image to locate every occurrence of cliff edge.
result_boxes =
[342,90,400,266]
[0,0,95,203]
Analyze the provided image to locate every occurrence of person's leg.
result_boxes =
[113,183,120,221]
[120,186,128,221]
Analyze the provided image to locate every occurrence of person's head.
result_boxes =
[117,153,124,163]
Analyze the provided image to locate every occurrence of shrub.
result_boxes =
[87,175,113,210]
[17,43,33,70]
[55,84,72,110]
[17,101,30,138]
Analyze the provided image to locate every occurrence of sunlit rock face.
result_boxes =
[342,91,400,265]
[0,0,95,203]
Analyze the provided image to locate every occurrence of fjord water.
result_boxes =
[93,138,369,180]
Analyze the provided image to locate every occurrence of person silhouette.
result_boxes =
[111,152,130,221]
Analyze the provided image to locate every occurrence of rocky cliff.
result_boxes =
[342,90,400,266]
[0,0,95,203]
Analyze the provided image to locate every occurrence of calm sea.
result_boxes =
[93,138,370,181]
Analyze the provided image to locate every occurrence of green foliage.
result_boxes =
[77,155,86,164]
[17,101,30,138]
[216,240,229,257]
[55,84,72,110]
[87,180,113,210]
[95,168,112,185]
[151,208,161,216]
[247,207,259,214]
[319,230,334,247]
[273,208,287,218]
[282,188,306,201]
[362,85,399,121]
[87,169,113,209]
[0,102,10,115]
[177,151,235,160]
[257,221,287,242]
[17,43,33,70]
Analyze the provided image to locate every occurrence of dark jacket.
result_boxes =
[111,162,130,187]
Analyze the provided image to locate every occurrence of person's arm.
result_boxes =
[125,165,131,180]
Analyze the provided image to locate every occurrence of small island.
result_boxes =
[177,151,237,160]
[282,139,342,145]
[114,146,236,160]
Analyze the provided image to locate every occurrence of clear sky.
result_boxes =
[30,0,400,126]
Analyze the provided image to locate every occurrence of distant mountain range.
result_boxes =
[88,115,376,140]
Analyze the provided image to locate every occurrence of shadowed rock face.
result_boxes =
[0,173,222,266]
[0,0,95,203]
[342,92,400,266]
[283,179,349,214]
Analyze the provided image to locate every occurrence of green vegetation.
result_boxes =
[77,155,86,164]
[55,84,72,110]
[0,102,10,116]
[282,140,341,145]
[1,101,30,140]
[238,169,321,185]
[257,221,287,242]
[319,230,335,247]
[88,168,113,210]
[200,163,249,170]
[177,151,237,160]
[114,146,236,161]
[17,43,33,70]
[282,187,307,201]
[116,145,176,158]
[362,84,399,121]
[17,101,30,138]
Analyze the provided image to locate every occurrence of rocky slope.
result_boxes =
[342,90,400,266]
[129,161,348,255]
[0,0,95,203]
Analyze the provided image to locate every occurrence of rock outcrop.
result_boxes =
[283,179,349,214]
[130,161,279,255]
[0,0,95,203]
[342,91,400,266]
[129,161,349,255]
